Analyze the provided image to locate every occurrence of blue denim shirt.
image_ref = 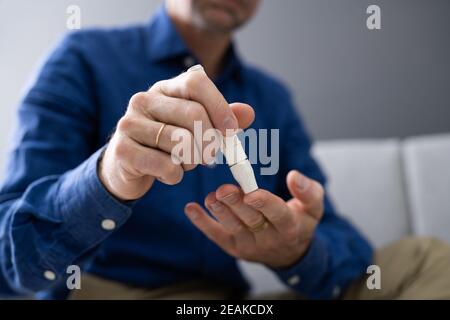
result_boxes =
[0,7,372,299]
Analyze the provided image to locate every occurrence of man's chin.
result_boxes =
[201,8,241,32]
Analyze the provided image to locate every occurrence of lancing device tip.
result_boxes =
[221,132,258,194]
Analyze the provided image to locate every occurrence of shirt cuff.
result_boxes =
[40,147,134,281]
[273,232,331,299]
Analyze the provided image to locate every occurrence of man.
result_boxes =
[0,0,449,299]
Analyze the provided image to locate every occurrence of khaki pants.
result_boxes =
[69,237,450,300]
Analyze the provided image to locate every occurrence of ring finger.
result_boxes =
[120,115,199,170]
[146,95,221,164]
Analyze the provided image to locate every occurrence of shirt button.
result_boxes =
[101,219,116,231]
[287,275,301,286]
[183,56,195,69]
[332,285,342,298]
[44,270,56,281]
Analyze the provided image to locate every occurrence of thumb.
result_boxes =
[286,170,324,219]
[230,103,255,130]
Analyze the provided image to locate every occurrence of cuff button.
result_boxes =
[101,219,116,231]
[287,275,301,286]
[332,286,342,298]
[44,270,56,281]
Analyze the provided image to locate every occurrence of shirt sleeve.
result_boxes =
[270,86,374,299]
[0,32,132,296]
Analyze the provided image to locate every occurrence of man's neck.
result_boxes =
[167,12,231,79]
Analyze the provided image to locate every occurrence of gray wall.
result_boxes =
[237,0,450,140]
[1,0,449,173]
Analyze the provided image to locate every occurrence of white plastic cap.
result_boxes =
[230,160,259,194]
[222,133,258,194]
[221,134,247,165]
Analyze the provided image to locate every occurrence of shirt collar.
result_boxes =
[145,6,243,79]
[145,6,189,62]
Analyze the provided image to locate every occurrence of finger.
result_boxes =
[243,189,295,233]
[184,202,236,256]
[204,192,251,238]
[117,134,184,185]
[215,184,267,231]
[204,192,256,251]
[117,116,199,171]
[154,65,239,134]
[142,94,220,165]
[286,170,324,220]
[286,198,318,238]
[229,103,255,130]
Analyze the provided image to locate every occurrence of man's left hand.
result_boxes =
[184,170,325,269]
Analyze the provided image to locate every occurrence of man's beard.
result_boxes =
[192,4,245,34]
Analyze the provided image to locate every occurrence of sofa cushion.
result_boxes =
[313,139,410,247]
[403,133,450,243]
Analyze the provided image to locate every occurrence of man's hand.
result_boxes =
[184,170,325,268]
[99,66,255,201]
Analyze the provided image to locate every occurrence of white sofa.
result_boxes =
[239,133,450,295]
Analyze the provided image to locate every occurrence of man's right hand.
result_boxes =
[99,65,255,201]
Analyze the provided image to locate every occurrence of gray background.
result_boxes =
[1,0,449,171]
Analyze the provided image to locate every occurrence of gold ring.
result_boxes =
[248,218,268,233]
[155,123,166,149]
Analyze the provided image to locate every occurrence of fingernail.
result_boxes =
[209,201,224,213]
[185,206,198,220]
[187,64,204,72]
[221,192,239,205]
[222,116,238,131]
[296,173,310,191]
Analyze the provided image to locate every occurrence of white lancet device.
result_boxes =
[221,133,258,194]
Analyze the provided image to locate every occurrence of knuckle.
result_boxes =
[142,92,161,115]
[149,80,163,92]
[113,139,129,159]
[117,116,134,133]
[247,215,264,227]
[128,92,148,112]
[184,71,205,93]
[145,91,159,106]
[265,211,282,224]
[163,163,183,185]
[184,102,205,123]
